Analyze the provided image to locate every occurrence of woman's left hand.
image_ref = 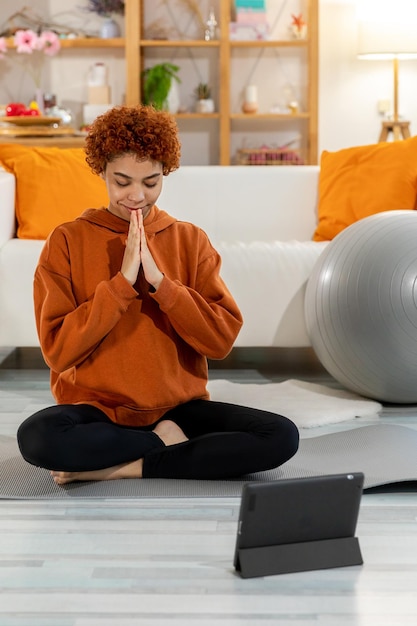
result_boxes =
[139,210,164,291]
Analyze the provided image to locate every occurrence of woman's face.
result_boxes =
[103,154,163,222]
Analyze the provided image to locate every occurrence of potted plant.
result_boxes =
[141,62,181,113]
[194,82,215,113]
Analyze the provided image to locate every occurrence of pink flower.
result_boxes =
[13,29,60,56]
[0,37,7,59]
[14,29,39,54]
[1,29,62,89]
[38,31,61,57]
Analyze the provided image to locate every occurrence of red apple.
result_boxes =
[6,103,26,116]
[22,109,40,116]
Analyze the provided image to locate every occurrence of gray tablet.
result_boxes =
[234,472,364,578]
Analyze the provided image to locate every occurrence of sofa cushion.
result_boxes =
[0,144,108,239]
[218,240,328,347]
[313,136,417,241]
[159,165,320,243]
[0,238,45,346]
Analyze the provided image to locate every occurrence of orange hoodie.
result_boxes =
[34,205,243,426]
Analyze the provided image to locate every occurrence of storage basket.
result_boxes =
[236,147,304,166]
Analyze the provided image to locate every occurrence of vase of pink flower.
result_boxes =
[0,29,61,113]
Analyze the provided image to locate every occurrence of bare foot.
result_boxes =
[153,419,189,446]
[50,458,143,486]
[50,420,187,486]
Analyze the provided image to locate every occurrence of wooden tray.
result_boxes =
[0,116,62,126]
[0,126,81,137]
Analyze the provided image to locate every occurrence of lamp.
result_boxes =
[356,0,417,141]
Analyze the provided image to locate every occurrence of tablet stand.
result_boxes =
[236,536,363,578]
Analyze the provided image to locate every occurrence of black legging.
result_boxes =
[17,400,299,480]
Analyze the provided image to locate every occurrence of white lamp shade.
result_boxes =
[357,0,417,59]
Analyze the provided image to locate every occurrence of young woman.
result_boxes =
[17,105,299,484]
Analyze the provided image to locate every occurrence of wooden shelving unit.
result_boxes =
[5,0,318,164]
[123,0,318,165]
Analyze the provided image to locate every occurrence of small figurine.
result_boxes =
[290,13,307,40]
[205,7,218,41]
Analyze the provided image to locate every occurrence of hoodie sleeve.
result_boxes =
[34,232,138,373]
[151,245,243,360]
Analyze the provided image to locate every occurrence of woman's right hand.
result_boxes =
[121,210,141,285]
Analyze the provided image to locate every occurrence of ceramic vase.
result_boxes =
[100,17,120,39]
[242,85,258,114]
[165,81,180,114]
[195,98,215,113]
[291,24,307,40]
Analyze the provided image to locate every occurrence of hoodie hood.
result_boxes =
[77,205,177,235]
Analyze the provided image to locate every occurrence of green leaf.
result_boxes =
[141,63,181,110]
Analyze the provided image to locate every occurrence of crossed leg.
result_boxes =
[18,400,299,484]
[50,420,189,484]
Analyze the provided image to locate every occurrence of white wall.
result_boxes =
[1,0,416,160]
[319,0,417,152]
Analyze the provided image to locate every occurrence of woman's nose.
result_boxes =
[127,186,145,202]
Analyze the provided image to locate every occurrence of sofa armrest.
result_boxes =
[0,167,16,247]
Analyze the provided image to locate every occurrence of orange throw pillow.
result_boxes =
[313,136,417,241]
[0,144,108,239]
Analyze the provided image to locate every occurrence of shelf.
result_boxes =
[231,113,310,120]
[230,39,308,48]
[138,39,307,49]
[175,113,220,119]
[59,37,306,49]
[139,40,220,48]
[60,38,125,48]
[5,37,125,49]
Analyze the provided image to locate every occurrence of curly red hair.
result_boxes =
[85,105,181,176]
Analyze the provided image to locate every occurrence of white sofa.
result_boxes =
[0,165,327,349]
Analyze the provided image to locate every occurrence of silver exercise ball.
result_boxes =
[305,210,417,403]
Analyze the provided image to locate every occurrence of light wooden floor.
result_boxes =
[1,347,417,625]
